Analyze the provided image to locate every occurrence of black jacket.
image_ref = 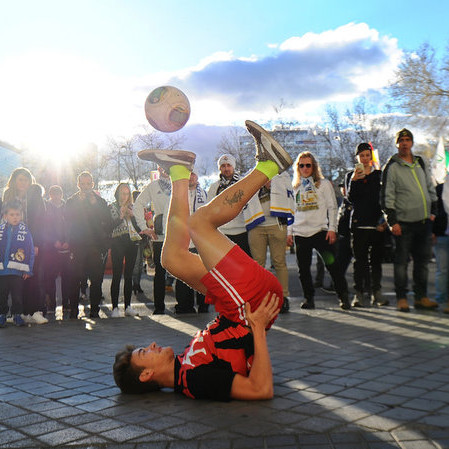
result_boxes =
[433,183,447,237]
[65,191,113,250]
[348,169,383,229]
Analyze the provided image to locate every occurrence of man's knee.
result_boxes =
[188,208,210,238]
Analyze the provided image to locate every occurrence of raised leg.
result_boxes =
[189,168,269,271]
[161,178,208,294]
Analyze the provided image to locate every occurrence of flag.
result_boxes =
[433,137,448,184]
[369,142,380,170]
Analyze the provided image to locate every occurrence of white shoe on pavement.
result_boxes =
[21,314,33,324]
[111,307,122,318]
[125,306,139,317]
[31,311,48,324]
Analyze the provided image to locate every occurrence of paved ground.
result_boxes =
[1,255,449,448]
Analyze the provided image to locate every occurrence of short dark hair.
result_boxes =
[355,142,372,156]
[113,345,160,394]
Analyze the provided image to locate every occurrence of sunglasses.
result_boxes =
[299,163,312,168]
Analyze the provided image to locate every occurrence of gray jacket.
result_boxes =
[381,153,437,226]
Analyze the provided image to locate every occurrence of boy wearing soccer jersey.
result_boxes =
[113,121,293,401]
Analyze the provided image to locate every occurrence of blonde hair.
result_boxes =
[292,151,324,189]
[114,183,133,207]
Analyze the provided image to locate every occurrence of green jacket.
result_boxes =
[381,153,437,226]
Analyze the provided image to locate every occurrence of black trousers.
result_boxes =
[226,232,252,257]
[0,275,24,315]
[152,241,166,312]
[43,248,71,311]
[110,236,138,309]
[175,248,206,312]
[23,251,44,315]
[294,231,348,301]
[69,245,105,317]
[352,228,383,293]
[336,234,353,277]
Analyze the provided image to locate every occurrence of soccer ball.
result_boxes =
[144,86,190,133]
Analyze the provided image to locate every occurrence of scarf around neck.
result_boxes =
[216,173,240,195]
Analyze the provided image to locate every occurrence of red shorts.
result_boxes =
[201,245,283,329]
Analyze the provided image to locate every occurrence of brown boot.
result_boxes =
[397,298,410,312]
[414,297,438,310]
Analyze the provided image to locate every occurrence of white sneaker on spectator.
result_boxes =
[111,307,122,318]
[21,314,33,324]
[125,306,138,317]
[31,311,48,324]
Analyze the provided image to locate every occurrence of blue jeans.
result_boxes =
[393,220,432,300]
[434,235,449,304]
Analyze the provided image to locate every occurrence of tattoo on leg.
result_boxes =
[223,189,244,207]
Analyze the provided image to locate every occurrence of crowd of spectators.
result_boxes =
[0,127,447,327]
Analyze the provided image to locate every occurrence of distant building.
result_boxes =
[0,141,22,188]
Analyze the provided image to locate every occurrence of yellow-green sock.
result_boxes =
[255,160,279,180]
[169,165,191,181]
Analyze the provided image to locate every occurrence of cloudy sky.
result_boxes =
[0,0,448,161]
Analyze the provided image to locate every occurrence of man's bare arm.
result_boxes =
[230,292,279,400]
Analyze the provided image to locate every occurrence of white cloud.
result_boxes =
[0,23,402,157]
[158,22,402,125]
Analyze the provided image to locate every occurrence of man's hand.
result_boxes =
[326,230,336,245]
[231,292,279,400]
[376,222,388,232]
[391,223,402,236]
[245,292,280,332]
[88,193,97,205]
[286,235,294,247]
[351,169,364,181]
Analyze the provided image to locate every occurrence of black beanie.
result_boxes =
[355,142,371,156]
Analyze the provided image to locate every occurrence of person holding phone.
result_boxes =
[347,143,386,307]
[109,183,141,318]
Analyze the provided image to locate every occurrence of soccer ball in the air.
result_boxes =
[144,86,190,133]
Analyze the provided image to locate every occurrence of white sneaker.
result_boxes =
[137,149,196,172]
[31,311,48,325]
[21,314,33,324]
[111,307,122,318]
[125,306,138,317]
[245,120,293,174]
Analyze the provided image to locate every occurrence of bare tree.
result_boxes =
[103,126,186,190]
[102,136,143,190]
[390,42,449,136]
[315,99,396,184]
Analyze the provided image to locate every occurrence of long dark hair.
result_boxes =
[3,167,35,201]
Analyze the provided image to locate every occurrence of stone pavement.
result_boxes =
[1,257,449,449]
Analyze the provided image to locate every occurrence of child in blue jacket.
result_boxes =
[0,201,35,327]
